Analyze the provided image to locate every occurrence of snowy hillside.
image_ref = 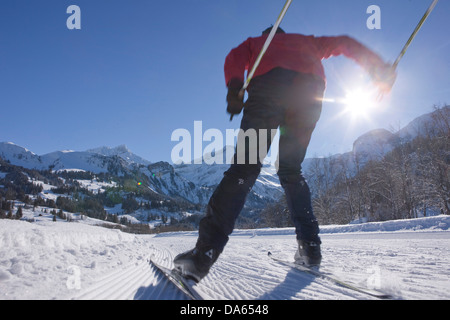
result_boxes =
[1,208,449,300]
[302,105,450,185]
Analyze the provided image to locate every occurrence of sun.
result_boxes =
[342,88,377,119]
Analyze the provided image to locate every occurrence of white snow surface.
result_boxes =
[1,211,449,300]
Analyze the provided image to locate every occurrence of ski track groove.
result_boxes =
[74,260,147,300]
[201,269,233,300]
[73,263,137,299]
[74,257,188,300]
[103,262,151,300]
[212,261,254,299]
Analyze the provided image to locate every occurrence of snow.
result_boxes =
[74,179,117,194]
[86,145,152,166]
[0,209,449,300]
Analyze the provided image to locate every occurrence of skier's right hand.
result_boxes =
[226,79,245,119]
[371,63,397,96]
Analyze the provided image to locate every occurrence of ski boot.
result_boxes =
[173,247,219,283]
[294,240,322,268]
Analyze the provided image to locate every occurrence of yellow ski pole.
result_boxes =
[392,0,439,69]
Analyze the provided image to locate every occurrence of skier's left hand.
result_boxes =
[226,79,245,120]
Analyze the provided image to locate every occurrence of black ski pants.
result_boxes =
[197,68,325,253]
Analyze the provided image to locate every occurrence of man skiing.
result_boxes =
[174,27,396,282]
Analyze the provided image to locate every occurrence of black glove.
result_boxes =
[226,79,245,119]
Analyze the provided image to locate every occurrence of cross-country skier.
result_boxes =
[174,27,396,282]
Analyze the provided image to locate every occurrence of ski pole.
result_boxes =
[230,0,293,121]
[392,0,439,69]
[243,0,293,91]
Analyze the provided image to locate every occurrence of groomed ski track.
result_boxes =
[73,222,449,300]
[1,216,449,300]
[73,233,387,300]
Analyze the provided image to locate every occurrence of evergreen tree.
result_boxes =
[16,206,23,220]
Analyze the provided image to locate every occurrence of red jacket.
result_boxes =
[224,33,387,86]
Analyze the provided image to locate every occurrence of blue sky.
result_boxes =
[1,0,449,163]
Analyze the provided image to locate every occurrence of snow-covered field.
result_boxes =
[0,210,449,300]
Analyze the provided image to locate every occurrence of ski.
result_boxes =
[149,256,204,300]
[268,252,393,299]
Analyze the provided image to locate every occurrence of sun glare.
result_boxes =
[342,88,377,118]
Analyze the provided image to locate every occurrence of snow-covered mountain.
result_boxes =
[352,128,398,162]
[0,142,42,169]
[353,106,448,160]
[303,106,449,181]
[0,142,281,206]
[174,145,283,205]
[142,161,212,205]
[87,145,152,166]
[0,142,130,175]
